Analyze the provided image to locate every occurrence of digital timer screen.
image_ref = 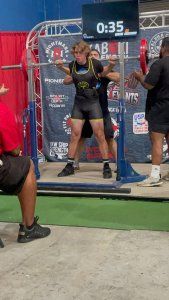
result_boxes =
[82,0,139,41]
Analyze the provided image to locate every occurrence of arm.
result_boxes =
[106,72,120,83]
[55,60,70,75]
[133,70,154,90]
[100,58,117,77]
[134,60,162,90]
[63,75,73,85]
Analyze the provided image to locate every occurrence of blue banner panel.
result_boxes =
[38,28,169,163]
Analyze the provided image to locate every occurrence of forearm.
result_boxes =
[106,72,120,83]
[63,75,73,85]
[57,66,70,75]
[101,64,114,77]
[134,71,154,90]
[139,76,153,90]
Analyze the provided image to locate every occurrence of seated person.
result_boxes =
[0,84,51,243]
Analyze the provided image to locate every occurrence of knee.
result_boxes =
[94,129,105,141]
[71,130,81,141]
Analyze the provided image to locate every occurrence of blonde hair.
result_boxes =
[71,40,90,57]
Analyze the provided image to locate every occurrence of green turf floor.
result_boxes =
[0,195,169,231]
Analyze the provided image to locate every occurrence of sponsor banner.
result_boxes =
[44,78,64,85]
[49,141,68,159]
[133,112,148,135]
[46,94,69,109]
[108,82,139,105]
[39,35,80,161]
[39,28,169,162]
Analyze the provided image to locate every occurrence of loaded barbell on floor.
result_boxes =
[0,39,159,80]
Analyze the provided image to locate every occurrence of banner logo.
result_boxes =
[45,40,69,63]
[133,112,148,134]
[111,117,119,138]
[49,141,68,159]
[90,41,128,60]
[63,114,71,135]
[108,82,139,105]
[46,94,69,108]
[45,78,64,84]
[149,31,169,56]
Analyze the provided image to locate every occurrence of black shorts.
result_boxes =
[0,154,30,194]
[71,93,103,120]
[148,122,169,134]
[81,120,93,138]
[81,113,114,139]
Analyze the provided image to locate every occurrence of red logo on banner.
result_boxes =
[108,42,118,55]
[45,40,69,63]
[111,117,119,138]
[54,48,63,60]
[66,117,72,127]
[54,95,62,102]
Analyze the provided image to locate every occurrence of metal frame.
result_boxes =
[26,10,169,160]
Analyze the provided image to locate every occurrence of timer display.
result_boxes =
[82,0,139,41]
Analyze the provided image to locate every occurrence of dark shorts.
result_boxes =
[0,154,30,194]
[81,120,93,138]
[148,122,169,134]
[71,92,103,120]
[81,113,114,139]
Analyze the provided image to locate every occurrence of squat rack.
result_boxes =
[26,10,169,162]
[25,10,169,193]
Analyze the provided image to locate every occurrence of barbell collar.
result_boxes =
[1,64,22,70]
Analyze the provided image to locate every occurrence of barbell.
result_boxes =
[0,39,158,81]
